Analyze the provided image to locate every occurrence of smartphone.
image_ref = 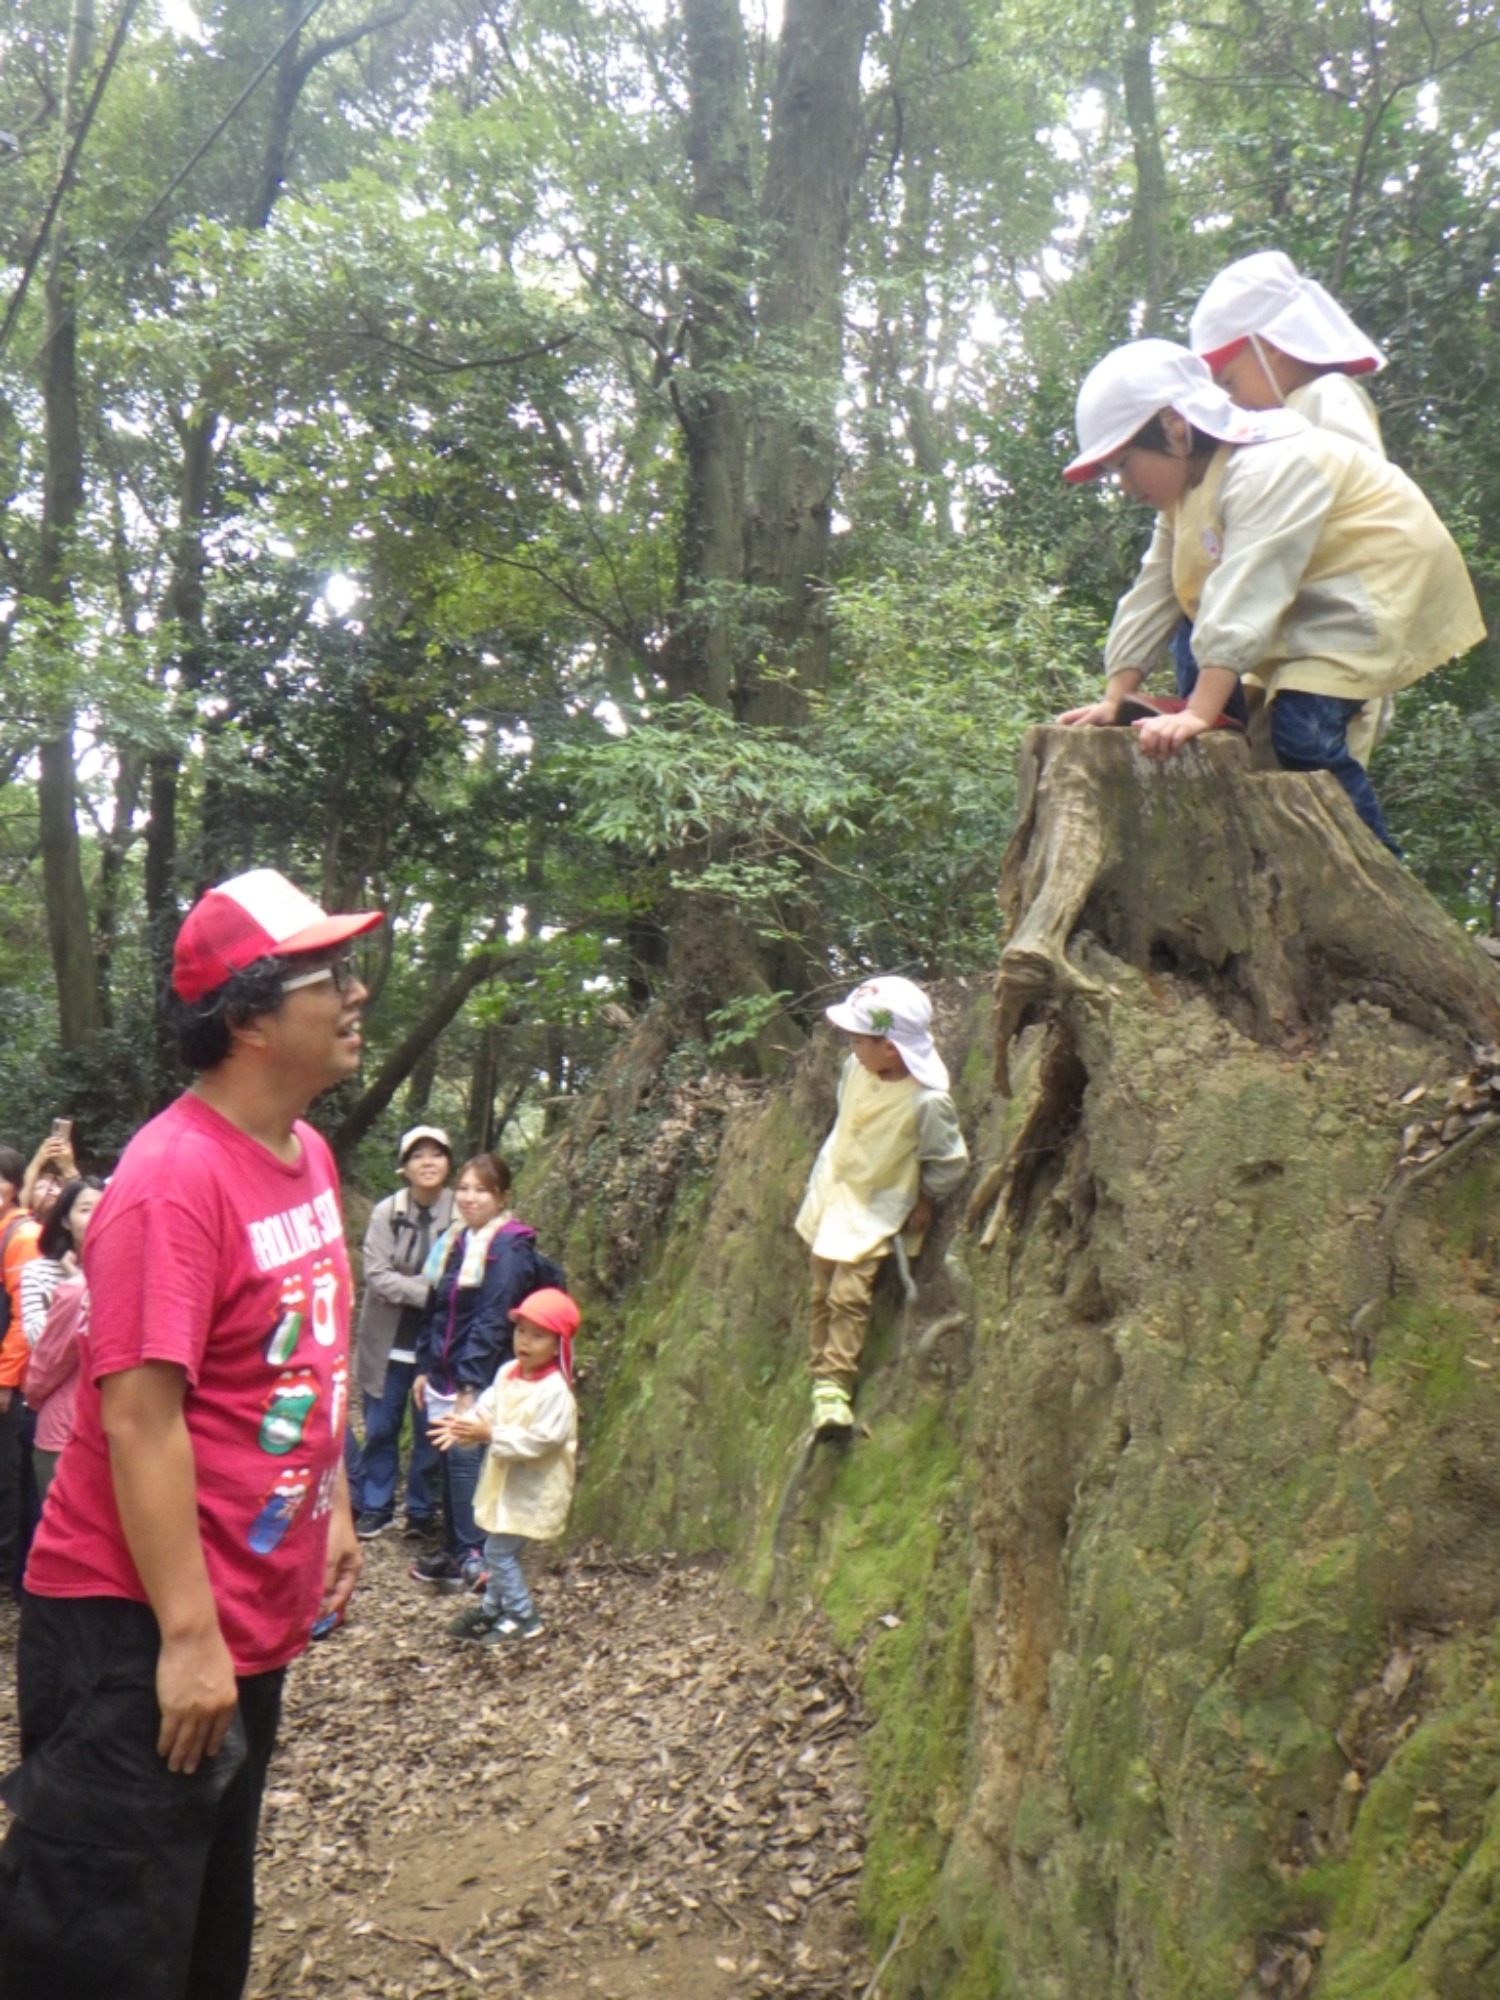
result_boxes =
[51,1118,72,1143]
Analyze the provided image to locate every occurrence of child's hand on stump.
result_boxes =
[1134,708,1209,758]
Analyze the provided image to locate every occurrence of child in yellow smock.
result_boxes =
[1058,340,1483,854]
[795,977,968,1438]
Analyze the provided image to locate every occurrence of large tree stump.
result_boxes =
[994,727,1500,1093]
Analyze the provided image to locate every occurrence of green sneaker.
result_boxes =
[811,1380,854,1438]
[447,1602,497,1641]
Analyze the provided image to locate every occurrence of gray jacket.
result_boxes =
[354,1185,456,1396]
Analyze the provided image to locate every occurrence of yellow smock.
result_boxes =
[794,1059,967,1264]
[1171,431,1484,711]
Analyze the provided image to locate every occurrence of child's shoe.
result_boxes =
[811,1380,854,1438]
[446,1602,497,1641]
[409,1551,468,1595]
[479,1612,545,1646]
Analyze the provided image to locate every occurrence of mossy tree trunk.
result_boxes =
[948,728,1500,1999]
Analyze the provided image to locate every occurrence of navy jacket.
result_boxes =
[414,1220,546,1396]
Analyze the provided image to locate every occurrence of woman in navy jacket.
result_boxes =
[410,1152,549,1590]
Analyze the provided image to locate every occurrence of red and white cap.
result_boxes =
[1064,339,1303,483]
[1190,251,1384,376]
[172,868,383,1002]
[510,1286,581,1383]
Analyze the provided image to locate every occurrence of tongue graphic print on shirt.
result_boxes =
[310,1258,338,1346]
[265,1273,308,1366]
[249,1464,311,1555]
[259,1368,320,1455]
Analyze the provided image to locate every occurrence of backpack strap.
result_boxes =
[0,1213,27,1334]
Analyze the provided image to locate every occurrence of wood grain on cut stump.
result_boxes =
[994,727,1500,1093]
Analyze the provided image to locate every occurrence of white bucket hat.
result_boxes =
[1190,251,1385,375]
[825,976,949,1092]
[1063,339,1303,483]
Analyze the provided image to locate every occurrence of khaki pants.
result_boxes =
[808,1252,885,1392]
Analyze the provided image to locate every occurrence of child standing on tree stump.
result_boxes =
[795,977,968,1439]
[1190,250,1386,455]
[1057,340,1484,854]
[1158,250,1389,735]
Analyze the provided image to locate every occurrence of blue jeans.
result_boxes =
[1171,619,1251,725]
[1269,690,1400,853]
[479,1532,535,1624]
[429,1419,484,1562]
[354,1360,440,1524]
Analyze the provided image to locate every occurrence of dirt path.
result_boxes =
[248,1539,872,1999]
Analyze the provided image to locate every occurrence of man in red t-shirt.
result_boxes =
[0,869,381,2000]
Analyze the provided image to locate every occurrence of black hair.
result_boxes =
[166,957,291,1073]
[0,1146,24,1194]
[1126,413,1218,460]
[38,1176,105,1262]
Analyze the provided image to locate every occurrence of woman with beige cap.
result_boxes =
[349,1125,454,1541]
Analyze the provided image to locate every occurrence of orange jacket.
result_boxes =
[0,1204,40,1389]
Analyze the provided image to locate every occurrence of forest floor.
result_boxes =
[0,1539,872,2000]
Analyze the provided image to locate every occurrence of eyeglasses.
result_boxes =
[279,951,361,996]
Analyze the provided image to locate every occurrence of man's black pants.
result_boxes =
[0,1594,285,2000]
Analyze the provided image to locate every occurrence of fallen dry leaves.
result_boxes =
[246,1540,871,2000]
[1395,1045,1500,1169]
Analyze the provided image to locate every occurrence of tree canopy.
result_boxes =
[2,0,1496,1176]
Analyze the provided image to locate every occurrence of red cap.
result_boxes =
[1197,335,1250,374]
[172,868,383,1002]
[511,1286,580,1386]
[508,1287,580,1338]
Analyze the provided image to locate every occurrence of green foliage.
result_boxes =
[1376,702,1500,926]
[705,989,794,1055]
[3,0,1500,1164]
[568,534,1104,979]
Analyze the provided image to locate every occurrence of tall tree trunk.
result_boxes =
[662,0,754,710]
[403,905,466,1119]
[469,1024,501,1152]
[36,0,104,1048]
[143,0,413,975]
[1121,0,1168,332]
[740,0,875,728]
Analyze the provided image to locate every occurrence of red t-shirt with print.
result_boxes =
[25,1092,353,1675]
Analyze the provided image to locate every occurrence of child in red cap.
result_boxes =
[431,1287,579,1643]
